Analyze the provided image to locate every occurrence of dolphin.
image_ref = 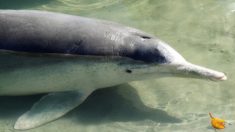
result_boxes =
[0,10,227,130]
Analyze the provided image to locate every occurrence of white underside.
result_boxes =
[0,51,151,95]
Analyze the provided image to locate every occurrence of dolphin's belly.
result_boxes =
[0,51,133,95]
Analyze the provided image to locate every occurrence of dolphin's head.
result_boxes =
[124,33,227,81]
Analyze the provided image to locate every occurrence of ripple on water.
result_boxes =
[58,0,120,10]
[39,0,121,11]
[38,0,147,14]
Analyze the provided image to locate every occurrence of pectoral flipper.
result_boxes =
[14,91,90,130]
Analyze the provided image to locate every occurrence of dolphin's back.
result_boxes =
[0,10,161,62]
[0,11,140,55]
[0,10,120,55]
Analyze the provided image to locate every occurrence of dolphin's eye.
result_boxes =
[125,69,132,73]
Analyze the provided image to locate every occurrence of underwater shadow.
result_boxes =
[0,95,42,119]
[0,84,181,125]
[0,0,53,9]
[67,84,182,124]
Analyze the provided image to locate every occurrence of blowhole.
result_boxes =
[141,35,151,39]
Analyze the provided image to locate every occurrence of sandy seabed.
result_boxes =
[0,0,235,132]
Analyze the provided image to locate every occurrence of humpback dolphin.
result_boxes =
[0,10,227,130]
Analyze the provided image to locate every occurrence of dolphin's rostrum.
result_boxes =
[0,10,227,130]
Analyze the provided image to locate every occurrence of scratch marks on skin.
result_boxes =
[104,31,125,44]
[66,40,83,53]
[104,31,127,55]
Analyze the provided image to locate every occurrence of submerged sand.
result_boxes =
[0,0,234,132]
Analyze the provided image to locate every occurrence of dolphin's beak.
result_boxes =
[153,40,227,81]
[175,62,227,81]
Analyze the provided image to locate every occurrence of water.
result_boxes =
[0,0,234,132]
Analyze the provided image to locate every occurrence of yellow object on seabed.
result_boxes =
[209,112,225,130]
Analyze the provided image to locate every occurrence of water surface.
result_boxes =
[0,0,235,132]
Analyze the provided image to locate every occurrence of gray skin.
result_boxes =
[0,10,227,130]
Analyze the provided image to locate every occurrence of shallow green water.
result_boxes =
[0,0,235,132]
